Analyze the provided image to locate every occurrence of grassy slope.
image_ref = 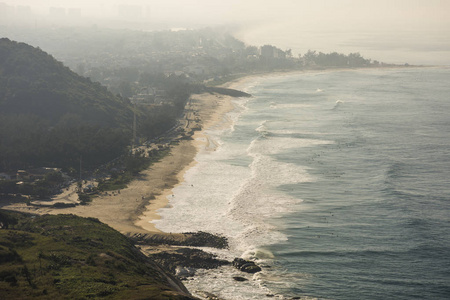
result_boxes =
[0,210,195,299]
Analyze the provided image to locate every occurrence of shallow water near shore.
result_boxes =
[153,67,450,299]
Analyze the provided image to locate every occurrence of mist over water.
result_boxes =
[2,1,449,65]
[235,27,450,66]
[155,67,450,299]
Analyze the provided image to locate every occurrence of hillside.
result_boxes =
[0,38,135,171]
[0,210,195,299]
[0,38,133,126]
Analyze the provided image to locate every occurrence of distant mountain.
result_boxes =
[0,38,134,171]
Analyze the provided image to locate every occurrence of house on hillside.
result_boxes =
[184,64,206,76]
[131,93,155,105]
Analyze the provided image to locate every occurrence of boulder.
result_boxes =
[240,263,262,274]
[232,276,248,282]
[232,258,247,269]
[175,266,196,278]
[232,258,262,273]
[150,248,229,274]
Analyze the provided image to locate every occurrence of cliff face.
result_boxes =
[0,210,196,299]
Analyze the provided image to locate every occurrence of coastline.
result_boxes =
[1,77,249,238]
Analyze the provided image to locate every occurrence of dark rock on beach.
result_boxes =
[129,231,228,249]
[232,258,262,273]
[241,263,262,273]
[203,86,252,98]
[195,290,224,300]
[182,231,229,248]
[149,247,230,276]
[233,276,248,282]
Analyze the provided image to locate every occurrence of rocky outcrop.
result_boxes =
[233,276,248,282]
[149,247,230,276]
[182,231,229,248]
[203,86,252,98]
[232,258,262,273]
[129,231,228,249]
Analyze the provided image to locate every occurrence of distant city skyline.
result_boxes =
[1,0,449,65]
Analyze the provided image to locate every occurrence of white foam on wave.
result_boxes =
[152,83,332,298]
[152,140,248,235]
[252,120,325,137]
[268,103,312,109]
[247,135,331,157]
[269,129,323,136]
[333,100,344,110]
[227,98,251,133]
[185,265,278,300]
[226,152,315,251]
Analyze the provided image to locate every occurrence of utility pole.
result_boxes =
[132,104,137,149]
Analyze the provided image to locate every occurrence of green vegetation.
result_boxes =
[303,50,373,67]
[0,210,194,299]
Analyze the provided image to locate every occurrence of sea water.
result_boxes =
[153,67,450,299]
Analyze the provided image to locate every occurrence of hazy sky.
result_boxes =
[4,0,449,27]
[2,0,450,64]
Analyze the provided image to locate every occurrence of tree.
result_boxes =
[118,81,133,98]
[303,50,317,65]
[286,49,292,58]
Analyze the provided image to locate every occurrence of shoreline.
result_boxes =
[0,76,249,238]
[135,91,238,233]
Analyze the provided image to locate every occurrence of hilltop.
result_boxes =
[0,38,134,171]
[0,38,133,127]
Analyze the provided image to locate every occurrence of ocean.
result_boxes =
[153,67,450,299]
